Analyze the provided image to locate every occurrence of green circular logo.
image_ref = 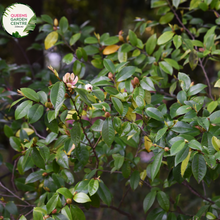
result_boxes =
[2,3,36,38]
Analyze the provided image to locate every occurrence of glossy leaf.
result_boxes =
[88,179,99,196]
[158,31,174,45]
[102,118,115,147]
[15,100,33,120]
[192,154,207,183]
[143,190,156,213]
[151,151,164,181]
[145,34,157,55]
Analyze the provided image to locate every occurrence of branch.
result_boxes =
[167,0,214,100]
[11,159,18,192]
[29,124,46,140]
[182,181,214,204]
[100,204,132,220]
[0,182,32,206]
[14,39,35,80]
[118,187,131,209]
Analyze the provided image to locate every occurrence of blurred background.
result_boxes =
[0,0,220,219]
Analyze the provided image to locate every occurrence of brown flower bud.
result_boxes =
[42,172,48,177]
[54,18,59,27]
[65,93,69,98]
[108,72,114,80]
[164,147,170,152]
[53,26,58,31]
[45,102,53,108]
[21,150,26,155]
[131,80,135,88]
[66,198,72,204]
[51,209,57,214]
[0,216,4,220]
[133,77,139,85]
[105,112,110,118]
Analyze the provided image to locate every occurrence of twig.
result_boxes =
[29,124,46,140]
[14,39,35,80]
[24,209,33,217]
[11,158,18,192]
[0,182,32,206]
[0,172,11,180]
[199,59,214,100]
[182,181,214,204]
[118,187,130,209]
[167,0,214,100]
[202,180,206,197]
[100,204,132,220]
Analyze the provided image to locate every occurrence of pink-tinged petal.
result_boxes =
[72,76,78,85]
[70,73,75,80]
[63,76,66,83]
[65,72,70,78]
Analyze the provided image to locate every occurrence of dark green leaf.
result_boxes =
[102,118,115,147]
[151,151,164,181]
[15,100,33,120]
[97,182,112,206]
[20,88,39,102]
[192,154,207,183]
[157,191,170,211]
[28,104,44,124]
[88,179,99,196]
[70,122,81,146]
[143,190,156,213]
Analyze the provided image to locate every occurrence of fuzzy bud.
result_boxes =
[108,72,114,80]
[66,198,72,204]
[42,172,48,177]
[0,216,4,220]
[133,77,139,85]
[45,102,53,108]
[65,93,69,98]
[53,26,58,31]
[164,147,170,152]
[85,84,93,92]
[51,209,57,214]
[43,215,49,220]
[54,18,59,27]
[190,82,194,87]
[131,80,135,88]
[105,112,110,118]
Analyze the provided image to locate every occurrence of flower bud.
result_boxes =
[133,77,139,85]
[53,26,58,31]
[66,198,72,204]
[164,147,169,152]
[54,18,59,27]
[131,80,135,88]
[85,84,93,91]
[105,112,110,118]
[45,102,53,108]
[108,72,114,80]
[42,172,48,177]
[51,209,57,214]
[43,215,49,220]
[0,216,4,220]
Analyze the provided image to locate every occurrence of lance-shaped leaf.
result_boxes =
[112,97,123,115]
[189,49,198,70]
[192,154,207,183]
[151,151,164,181]
[102,118,115,147]
[70,122,81,146]
[103,59,116,73]
[88,179,99,196]
[50,81,66,117]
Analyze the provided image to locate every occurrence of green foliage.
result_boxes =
[2,0,220,219]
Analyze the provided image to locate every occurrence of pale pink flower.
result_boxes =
[85,84,93,91]
[63,73,78,88]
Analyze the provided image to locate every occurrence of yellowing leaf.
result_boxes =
[181,150,191,177]
[67,144,75,155]
[212,136,220,152]
[44,31,58,50]
[144,136,152,152]
[126,107,136,122]
[66,110,77,120]
[132,99,138,109]
[139,170,147,187]
[214,79,220,88]
[103,45,120,55]
[16,128,34,137]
